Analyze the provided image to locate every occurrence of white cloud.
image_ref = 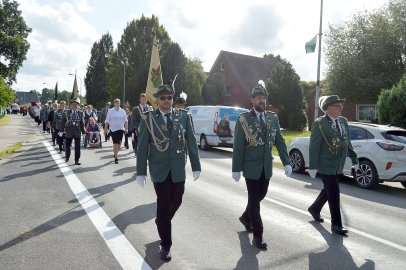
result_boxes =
[13,0,389,98]
[14,0,99,95]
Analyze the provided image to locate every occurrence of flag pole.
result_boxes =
[314,0,323,121]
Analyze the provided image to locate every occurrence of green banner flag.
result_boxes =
[305,35,317,54]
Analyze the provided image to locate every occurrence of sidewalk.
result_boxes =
[0,114,40,155]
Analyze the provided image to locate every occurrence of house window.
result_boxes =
[357,104,376,122]
[220,63,224,71]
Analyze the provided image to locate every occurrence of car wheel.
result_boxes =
[401,182,406,189]
[200,135,209,151]
[289,150,305,173]
[353,160,378,189]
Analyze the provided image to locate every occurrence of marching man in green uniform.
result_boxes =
[308,95,359,235]
[60,98,85,165]
[136,84,201,261]
[232,81,292,250]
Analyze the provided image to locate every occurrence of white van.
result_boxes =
[187,105,249,150]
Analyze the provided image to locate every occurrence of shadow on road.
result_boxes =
[289,173,406,209]
[0,163,58,182]
[144,240,167,269]
[309,222,375,270]
[0,203,103,252]
[233,231,260,270]
[68,177,135,203]
[111,202,157,233]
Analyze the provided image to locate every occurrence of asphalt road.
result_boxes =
[1,118,405,270]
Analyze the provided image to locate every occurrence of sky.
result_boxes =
[10,0,389,96]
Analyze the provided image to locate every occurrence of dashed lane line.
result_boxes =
[43,141,152,270]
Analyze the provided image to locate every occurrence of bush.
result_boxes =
[288,110,308,131]
[377,75,406,129]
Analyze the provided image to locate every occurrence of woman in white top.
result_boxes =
[104,99,128,164]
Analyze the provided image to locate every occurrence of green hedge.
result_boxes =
[377,75,406,129]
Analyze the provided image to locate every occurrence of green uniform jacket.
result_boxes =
[309,115,358,175]
[136,108,201,183]
[232,109,291,180]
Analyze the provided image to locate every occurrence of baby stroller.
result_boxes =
[84,123,102,148]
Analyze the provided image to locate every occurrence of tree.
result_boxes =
[0,76,14,106]
[0,0,32,84]
[377,75,406,128]
[160,42,187,89]
[39,88,54,105]
[324,0,406,103]
[58,90,71,104]
[177,58,206,106]
[202,72,226,105]
[107,15,172,107]
[266,57,306,130]
[85,33,113,109]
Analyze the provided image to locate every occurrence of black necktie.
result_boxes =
[335,119,341,135]
[259,113,266,131]
[165,113,172,133]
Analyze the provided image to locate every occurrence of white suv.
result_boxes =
[288,122,406,189]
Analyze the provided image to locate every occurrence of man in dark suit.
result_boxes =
[136,85,201,261]
[232,81,292,250]
[308,95,359,235]
[61,98,85,165]
[131,93,152,154]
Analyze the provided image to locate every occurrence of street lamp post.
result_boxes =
[68,73,83,97]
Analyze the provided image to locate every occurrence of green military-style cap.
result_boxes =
[70,97,81,105]
[174,97,186,105]
[153,84,175,97]
[320,95,346,111]
[251,80,269,98]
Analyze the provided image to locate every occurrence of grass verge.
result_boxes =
[0,115,10,127]
[0,142,23,157]
[272,129,311,156]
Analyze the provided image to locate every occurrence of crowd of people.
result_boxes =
[18,84,356,262]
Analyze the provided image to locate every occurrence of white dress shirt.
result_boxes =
[105,107,128,132]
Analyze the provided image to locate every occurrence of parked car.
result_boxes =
[288,122,406,189]
[187,105,249,150]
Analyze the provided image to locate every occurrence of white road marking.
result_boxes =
[263,196,406,252]
[43,141,152,270]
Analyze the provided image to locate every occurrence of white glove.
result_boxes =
[58,132,63,137]
[352,164,359,171]
[284,165,292,177]
[136,175,146,187]
[232,172,241,182]
[193,171,200,181]
[309,169,318,179]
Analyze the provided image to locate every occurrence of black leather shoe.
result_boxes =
[159,246,171,261]
[308,207,324,222]
[252,238,267,250]
[114,158,118,164]
[239,216,253,232]
[331,225,348,235]
[74,162,81,165]
[65,156,70,162]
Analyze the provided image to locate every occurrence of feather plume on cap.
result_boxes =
[258,80,266,89]
[180,91,187,101]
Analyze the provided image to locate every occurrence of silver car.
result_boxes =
[288,122,406,189]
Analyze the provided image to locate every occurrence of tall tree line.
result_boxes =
[84,33,113,109]
[324,0,406,103]
[86,15,205,109]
